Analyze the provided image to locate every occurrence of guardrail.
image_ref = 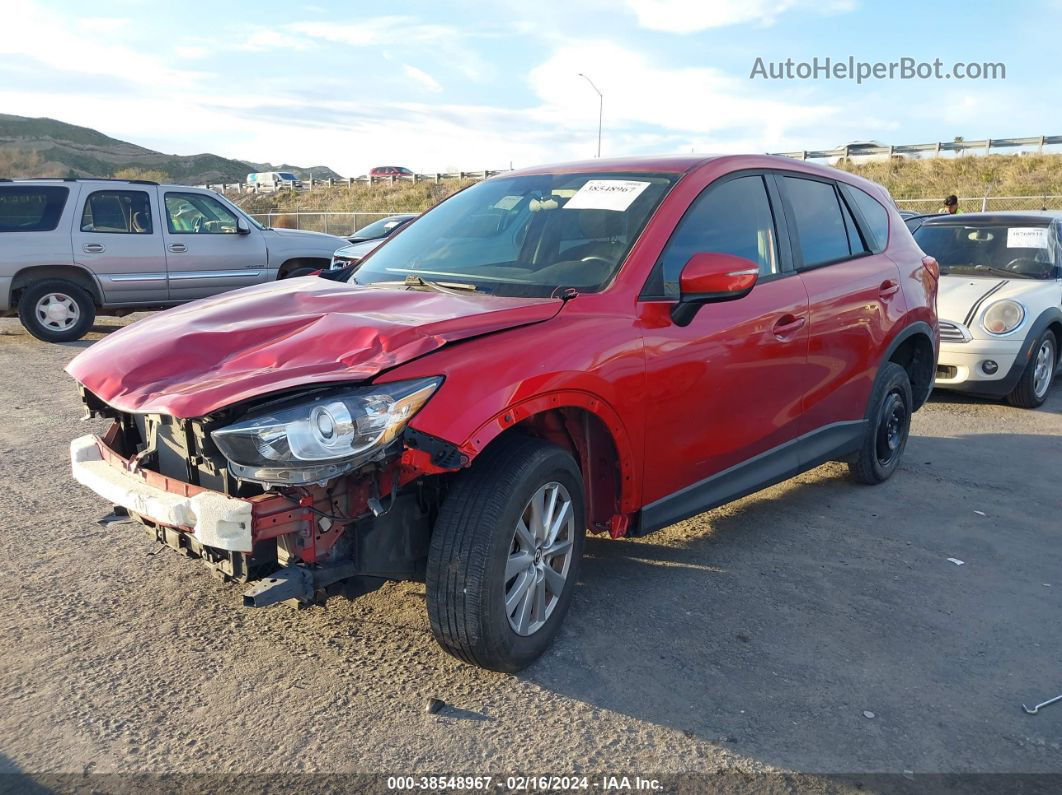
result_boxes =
[773,136,1062,161]
[206,170,507,195]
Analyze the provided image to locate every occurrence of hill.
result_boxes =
[0,114,343,184]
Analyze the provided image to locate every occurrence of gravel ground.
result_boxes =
[0,314,1060,785]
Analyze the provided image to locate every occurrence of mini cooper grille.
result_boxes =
[939,320,970,343]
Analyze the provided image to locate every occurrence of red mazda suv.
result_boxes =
[67,155,938,672]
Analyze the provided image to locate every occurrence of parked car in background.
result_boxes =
[903,212,936,235]
[369,166,414,181]
[0,178,347,342]
[246,172,302,189]
[346,213,418,243]
[331,214,419,269]
[912,211,1061,407]
[66,155,937,671]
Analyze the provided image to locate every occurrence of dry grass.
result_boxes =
[838,153,1062,200]
[231,179,477,215]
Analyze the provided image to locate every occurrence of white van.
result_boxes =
[246,172,302,189]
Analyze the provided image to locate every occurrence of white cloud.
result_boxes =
[626,0,855,32]
[173,44,209,60]
[287,17,457,47]
[529,42,835,147]
[79,17,131,33]
[239,29,309,51]
[2,2,207,86]
[403,64,443,93]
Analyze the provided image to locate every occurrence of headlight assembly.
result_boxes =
[211,377,441,485]
[981,299,1025,335]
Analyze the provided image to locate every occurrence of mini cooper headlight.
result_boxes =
[211,377,441,485]
[981,299,1025,335]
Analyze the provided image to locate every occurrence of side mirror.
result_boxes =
[236,218,251,236]
[671,252,759,327]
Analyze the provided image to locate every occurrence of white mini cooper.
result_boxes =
[912,212,1061,408]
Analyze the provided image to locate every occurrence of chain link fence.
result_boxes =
[895,195,1062,214]
[248,211,395,235]
[253,197,1062,235]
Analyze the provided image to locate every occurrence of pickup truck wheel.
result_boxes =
[17,279,96,343]
[1006,330,1056,409]
[426,435,585,672]
[848,362,912,485]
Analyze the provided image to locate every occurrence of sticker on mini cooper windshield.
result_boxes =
[1007,226,1049,249]
[563,179,651,212]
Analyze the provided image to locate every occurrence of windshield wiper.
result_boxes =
[367,275,478,294]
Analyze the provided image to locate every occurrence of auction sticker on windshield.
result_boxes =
[1007,227,1049,248]
[564,179,650,211]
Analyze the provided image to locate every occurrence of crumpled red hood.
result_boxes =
[67,278,561,418]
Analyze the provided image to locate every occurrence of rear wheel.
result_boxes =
[17,279,96,343]
[426,435,585,672]
[1007,330,1056,409]
[849,362,913,485]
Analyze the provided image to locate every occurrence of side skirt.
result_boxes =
[632,420,866,537]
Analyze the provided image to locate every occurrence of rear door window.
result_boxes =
[80,190,153,234]
[0,186,69,232]
[782,176,852,268]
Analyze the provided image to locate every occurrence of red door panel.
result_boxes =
[638,274,810,505]
[798,253,908,431]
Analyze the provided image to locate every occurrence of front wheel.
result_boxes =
[1007,330,1056,409]
[849,362,913,485]
[426,435,585,672]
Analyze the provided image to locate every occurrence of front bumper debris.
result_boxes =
[71,434,254,552]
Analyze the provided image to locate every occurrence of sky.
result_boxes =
[0,0,1057,176]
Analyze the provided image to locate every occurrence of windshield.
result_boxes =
[914,220,1061,280]
[352,216,412,240]
[350,172,677,297]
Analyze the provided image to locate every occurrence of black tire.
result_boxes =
[848,362,913,485]
[17,279,96,343]
[1006,330,1057,409]
[426,435,586,672]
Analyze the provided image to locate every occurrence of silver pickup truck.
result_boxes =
[0,178,347,342]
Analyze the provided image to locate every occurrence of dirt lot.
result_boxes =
[1,314,1060,784]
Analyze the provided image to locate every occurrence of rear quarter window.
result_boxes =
[842,184,890,253]
[0,186,69,232]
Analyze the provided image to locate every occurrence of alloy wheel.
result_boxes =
[35,292,81,332]
[504,481,575,636]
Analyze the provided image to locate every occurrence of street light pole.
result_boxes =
[577,73,603,157]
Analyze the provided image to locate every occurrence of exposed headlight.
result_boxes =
[982,299,1025,335]
[330,256,360,270]
[211,377,441,485]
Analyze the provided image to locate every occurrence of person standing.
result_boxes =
[939,194,961,214]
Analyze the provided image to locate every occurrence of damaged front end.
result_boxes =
[72,380,466,607]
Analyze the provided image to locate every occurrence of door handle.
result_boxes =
[879,279,900,299]
[168,243,187,253]
[772,314,807,339]
[82,243,105,253]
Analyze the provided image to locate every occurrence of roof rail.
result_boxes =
[9,176,160,185]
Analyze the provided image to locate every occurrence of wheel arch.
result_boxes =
[883,321,936,410]
[10,264,103,306]
[462,391,638,536]
[277,257,329,279]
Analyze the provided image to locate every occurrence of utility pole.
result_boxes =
[577,73,603,157]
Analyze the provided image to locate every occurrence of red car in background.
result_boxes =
[369,166,414,181]
[67,154,938,672]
